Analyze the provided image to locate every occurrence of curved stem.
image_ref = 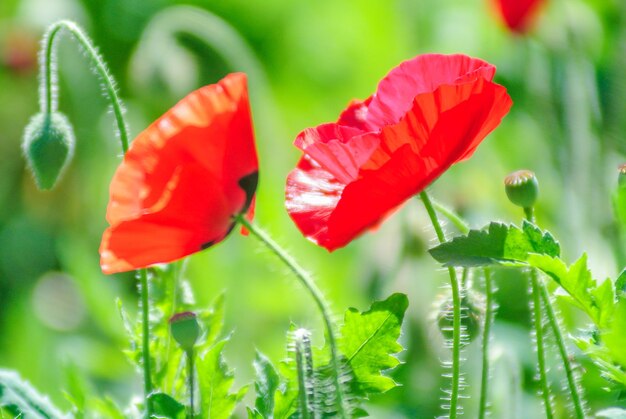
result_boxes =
[41,20,129,152]
[539,281,585,418]
[478,268,493,419]
[420,191,461,419]
[531,270,554,419]
[236,215,347,418]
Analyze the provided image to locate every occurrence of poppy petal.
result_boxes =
[101,73,258,274]
[286,54,512,251]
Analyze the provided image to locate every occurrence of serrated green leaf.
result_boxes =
[603,299,626,368]
[251,351,280,418]
[0,369,67,418]
[197,338,247,418]
[148,392,185,419]
[527,254,615,329]
[429,221,560,267]
[272,359,298,419]
[339,293,408,395]
[616,270,626,300]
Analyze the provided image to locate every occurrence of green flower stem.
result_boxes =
[139,268,154,416]
[478,268,493,419]
[186,349,195,419]
[524,211,585,418]
[539,278,585,418]
[419,191,461,419]
[531,269,554,419]
[41,20,129,152]
[40,20,155,416]
[427,197,470,234]
[236,215,347,418]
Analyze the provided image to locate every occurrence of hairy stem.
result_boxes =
[539,282,585,418]
[41,20,129,152]
[525,210,585,418]
[236,216,347,418]
[420,191,461,419]
[294,329,315,419]
[531,269,554,419]
[478,268,494,419]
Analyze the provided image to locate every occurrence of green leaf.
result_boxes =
[0,369,67,418]
[272,358,298,419]
[197,338,248,418]
[527,254,615,329]
[148,392,185,419]
[429,221,560,267]
[602,299,626,368]
[251,351,280,418]
[338,293,408,395]
[616,269,626,300]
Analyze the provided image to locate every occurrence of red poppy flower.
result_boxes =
[490,0,544,33]
[286,54,512,251]
[100,73,258,274]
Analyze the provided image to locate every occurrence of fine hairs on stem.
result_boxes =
[39,20,153,416]
[40,20,129,152]
[419,191,463,419]
[235,215,349,418]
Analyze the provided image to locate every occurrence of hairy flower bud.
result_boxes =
[504,169,539,209]
[169,311,201,352]
[22,112,75,190]
[437,291,484,346]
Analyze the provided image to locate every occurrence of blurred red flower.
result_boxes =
[491,0,544,33]
[100,73,258,274]
[286,54,512,251]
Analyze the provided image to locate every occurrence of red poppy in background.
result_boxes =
[286,54,512,251]
[100,73,258,274]
[490,0,544,33]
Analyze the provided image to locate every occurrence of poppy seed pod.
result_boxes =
[504,170,538,209]
[169,311,201,352]
[22,112,75,190]
[618,164,626,189]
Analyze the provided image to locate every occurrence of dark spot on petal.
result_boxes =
[238,171,258,213]
[200,222,236,250]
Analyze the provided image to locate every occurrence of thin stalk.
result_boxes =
[235,215,347,418]
[539,282,585,418]
[41,20,153,416]
[139,268,154,415]
[41,20,129,152]
[525,210,585,418]
[478,268,494,419]
[186,349,195,419]
[419,195,470,234]
[419,191,461,419]
[531,270,554,419]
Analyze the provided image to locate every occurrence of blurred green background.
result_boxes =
[1,0,625,417]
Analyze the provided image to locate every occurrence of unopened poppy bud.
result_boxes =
[437,291,484,347]
[618,164,626,189]
[169,311,200,352]
[22,112,75,190]
[504,169,538,209]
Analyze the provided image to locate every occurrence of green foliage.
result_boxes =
[526,254,626,387]
[429,221,560,267]
[197,339,248,418]
[338,293,408,395]
[246,293,408,418]
[248,351,281,418]
[596,408,626,418]
[0,369,67,418]
[148,392,185,419]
